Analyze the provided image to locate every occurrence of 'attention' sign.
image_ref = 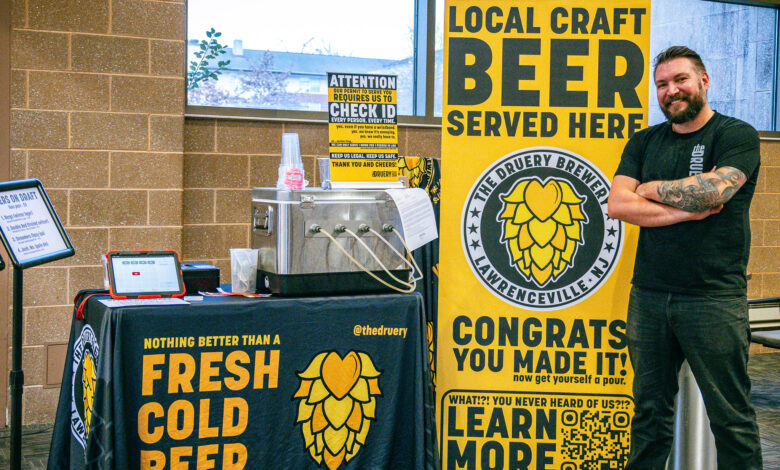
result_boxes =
[328,72,399,184]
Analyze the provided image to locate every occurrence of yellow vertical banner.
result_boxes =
[438,1,650,468]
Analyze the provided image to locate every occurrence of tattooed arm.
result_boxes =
[608,175,722,227]
[635,166,746,212]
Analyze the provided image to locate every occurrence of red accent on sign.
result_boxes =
[132,272,140,276]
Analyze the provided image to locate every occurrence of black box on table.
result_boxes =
[181,262,220,294]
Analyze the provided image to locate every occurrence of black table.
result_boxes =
[47,292,436,469]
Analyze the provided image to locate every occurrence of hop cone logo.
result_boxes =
[294,351,382,469]
[498,177,587,286]
[82,350,96,436]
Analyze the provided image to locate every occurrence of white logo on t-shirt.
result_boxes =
[689,144,706,175]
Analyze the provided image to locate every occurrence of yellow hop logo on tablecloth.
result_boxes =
[82,350,96,436]
[294,351,382,470]
[498,177,587,286]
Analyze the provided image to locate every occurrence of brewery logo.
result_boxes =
[462,147,623,310]
[71,324,100,449]
[689,144,706,175]
[398,156,440,206]
[293,350,383,470]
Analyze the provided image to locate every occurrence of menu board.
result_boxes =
[0,179,73,268]
[327,72,399,185]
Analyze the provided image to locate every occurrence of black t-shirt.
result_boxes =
[615,112,760,294]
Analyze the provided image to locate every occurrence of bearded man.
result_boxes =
[607,46,762,469]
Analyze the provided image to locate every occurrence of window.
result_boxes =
[186,0,434,119]
[187,1,779,131]
[648,0,778,131]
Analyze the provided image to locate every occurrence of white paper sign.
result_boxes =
[385,188,438,251]
[0,186,68,264]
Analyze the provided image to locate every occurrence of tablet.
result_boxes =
[106,251,185,299]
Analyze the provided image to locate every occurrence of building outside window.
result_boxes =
[187,0,419,115]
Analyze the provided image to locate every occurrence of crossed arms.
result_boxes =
[607,167,746,227]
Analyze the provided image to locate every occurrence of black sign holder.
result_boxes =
[0,179,74,470]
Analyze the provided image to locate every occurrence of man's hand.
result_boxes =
[635,166,746,212]
[687,204,724,220]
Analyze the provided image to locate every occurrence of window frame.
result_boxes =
[774,1,780,136]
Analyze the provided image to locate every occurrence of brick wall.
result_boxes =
[749,139,780,298]
[9,0,185,424]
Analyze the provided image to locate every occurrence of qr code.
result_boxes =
[560,408,631,470]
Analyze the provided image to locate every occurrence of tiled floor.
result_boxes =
[0,425,52,470]
[749,351,780,469]
[2,352,780,470]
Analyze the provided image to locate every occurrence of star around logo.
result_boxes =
[462,147,623,310]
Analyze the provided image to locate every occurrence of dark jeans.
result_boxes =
[624,286,762,470]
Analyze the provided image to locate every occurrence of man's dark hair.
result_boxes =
[653,46,707,76]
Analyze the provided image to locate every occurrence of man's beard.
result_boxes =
[661,85,706,124]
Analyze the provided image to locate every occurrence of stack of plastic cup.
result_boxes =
[317,157,330,188]
[277,133,305,190]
